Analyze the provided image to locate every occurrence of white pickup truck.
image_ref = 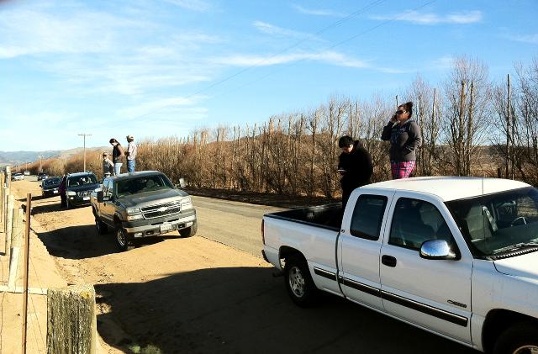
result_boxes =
[262,176,538,354]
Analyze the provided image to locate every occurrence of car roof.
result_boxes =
[109,170,165,181]
[67,172,96,177]
[359,176,531,202]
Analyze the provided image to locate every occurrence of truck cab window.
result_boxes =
[350,195,387,240]
[389,198,451,250]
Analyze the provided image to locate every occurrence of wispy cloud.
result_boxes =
[253,21,316,40]
[372,10,482,25]
[292,4,346,17]
[505,33,538,44]
[0,8,143,58]
[162,0,212,12]
[213,50,370,68]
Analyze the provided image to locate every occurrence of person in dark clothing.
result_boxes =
[109,138,125,175]
[338,136,373,209]
[59,175,67,207]
[381,101,422,179]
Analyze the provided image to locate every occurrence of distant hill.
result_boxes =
[0,150,62,167]
[0,147,108,167]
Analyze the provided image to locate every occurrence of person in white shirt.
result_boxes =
[126,135,138,172]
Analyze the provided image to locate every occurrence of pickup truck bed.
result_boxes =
[264,203,341,231]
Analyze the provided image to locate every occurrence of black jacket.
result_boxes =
[338,140,373,191]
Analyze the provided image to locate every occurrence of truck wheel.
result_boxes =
[284,255,318,307]
[493,323,538,354]
[116,225,134,251]
[179,221,198,238]
[95,219,108,235]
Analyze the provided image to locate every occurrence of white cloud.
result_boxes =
[162,0,212,12]
[292,5,346,18]
[506,33,538,44]
[213,50,370,68]
[253,21,315,40]
[372,10,482,25]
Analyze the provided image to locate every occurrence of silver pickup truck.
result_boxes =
[262,176,538,354]
[91,170,197,251]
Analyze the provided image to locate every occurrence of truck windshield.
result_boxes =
[116,174,172,197]
[446,187,538,259]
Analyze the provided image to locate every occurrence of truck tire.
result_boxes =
[493,323,538,354]
[95,218,108,235]
[179,221,198,238]
[284,255,318,307]
[116,225,135,251]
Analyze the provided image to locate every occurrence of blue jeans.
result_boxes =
[114,163,123,175]
[127,159,136,172]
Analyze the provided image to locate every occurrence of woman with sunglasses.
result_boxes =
[381,101,422,179]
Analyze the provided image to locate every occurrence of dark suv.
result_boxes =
[62,172,100,208]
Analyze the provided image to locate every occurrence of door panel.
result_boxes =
[380,195,472,344]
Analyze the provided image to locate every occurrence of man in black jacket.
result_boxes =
[338,136,373,209]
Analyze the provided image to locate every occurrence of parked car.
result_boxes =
[11,172,24,181]
[37,172,49,181]
[61,172,100,209]
[91,171,197,251]
[40,176,62,197]
[23,170,30,176]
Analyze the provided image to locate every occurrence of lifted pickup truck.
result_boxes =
[91,171,197,251]
[262,176,538,354]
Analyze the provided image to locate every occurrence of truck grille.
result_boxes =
[141,201,181,219]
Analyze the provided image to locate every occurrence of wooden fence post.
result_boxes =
[0,172,4,233]
[8,208,23,289]
[5,195,14,260]
[47,284,97,354]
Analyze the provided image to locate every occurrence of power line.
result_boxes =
[134,0,436,120]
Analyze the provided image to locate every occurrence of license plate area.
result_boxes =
[160,223,173,233]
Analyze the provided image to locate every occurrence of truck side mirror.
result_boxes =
[97,190,104,203]
[420,240,458,260]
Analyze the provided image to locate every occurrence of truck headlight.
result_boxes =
[126,207,143,221]
[180,197,193,210]
[66,191,76,196]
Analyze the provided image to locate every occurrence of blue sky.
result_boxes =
[1,0,537,152]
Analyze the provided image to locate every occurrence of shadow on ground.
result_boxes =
[95,267,479,354]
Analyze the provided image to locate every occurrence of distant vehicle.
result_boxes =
[37,172,49,181]
[40,176,62,197]
[23,170,30,176]
[62,172,100,209]
[11,172,24,181]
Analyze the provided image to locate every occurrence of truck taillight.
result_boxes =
[261,219,265,245]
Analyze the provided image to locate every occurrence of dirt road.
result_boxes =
[12,178,477,354]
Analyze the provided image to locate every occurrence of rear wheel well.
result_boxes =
[279,246,304,269]
[482,309,538,353]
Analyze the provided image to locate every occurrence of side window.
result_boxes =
[350,195,387,240]
[389,198,452,250]
[104,180,114,198]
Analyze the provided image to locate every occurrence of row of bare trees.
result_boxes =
[30,56,538,198]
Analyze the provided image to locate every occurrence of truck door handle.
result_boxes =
[382,255,397,267]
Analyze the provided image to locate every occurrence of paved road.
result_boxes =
[193,196,283,257]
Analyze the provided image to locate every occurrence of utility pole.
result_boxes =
[78,133,92,172]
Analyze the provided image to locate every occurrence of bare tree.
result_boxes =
[406,75,442,176]
[441,57,491,176]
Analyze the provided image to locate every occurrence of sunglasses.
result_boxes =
[396,110,406,114]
